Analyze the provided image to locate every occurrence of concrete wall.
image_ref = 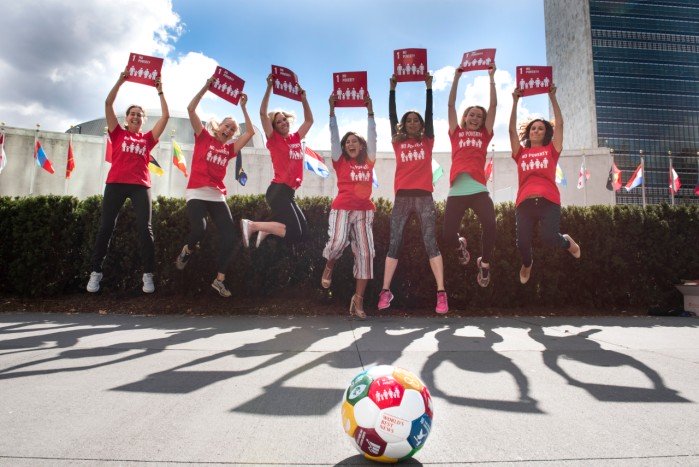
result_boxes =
[544,0,599,151]
[0,126,614,206]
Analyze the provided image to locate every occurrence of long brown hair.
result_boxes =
[340,131,368,165]
[393,111,424,143]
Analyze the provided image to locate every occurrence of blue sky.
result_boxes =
[0,0,549,151]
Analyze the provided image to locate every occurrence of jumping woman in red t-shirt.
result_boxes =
[509,84,580,284]
[240,73,314,248]
[377,74,448,314]
[86,71,169,294]
[173,78,255,297]
[444,64,497,288]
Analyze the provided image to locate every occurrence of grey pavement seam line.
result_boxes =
[0,454,697,465]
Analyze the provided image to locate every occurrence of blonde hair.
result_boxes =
[206,116,239,139]
[268,110,295,133]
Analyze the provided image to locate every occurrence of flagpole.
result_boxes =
[668,150,674,205]
[609,148,615,205]
[64,128,73,196]
[640,150,646,208]
[29,123,39,196]
[168,129,175,198]
[582,151,587,207]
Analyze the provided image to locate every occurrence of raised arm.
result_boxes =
[447,68,462,133]
[549,84,563,153]
[259,73,274,138]
[105,72,127,132]
[484,64,497,135]
[150,78,170,140]
[509,88,522,155]
[187,78,211,136]
[424,74,433,139]
[296,83,314,139]
[389,75,398,137]
[232,94,255,153]
[366,96,376,162]
[329,95,341,161]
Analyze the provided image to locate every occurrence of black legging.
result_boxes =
[442,192,496,264]
[266,182,307,243]
[90,183,154,273]
[185,199,236,274]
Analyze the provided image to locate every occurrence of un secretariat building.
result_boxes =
[544,0,698,205]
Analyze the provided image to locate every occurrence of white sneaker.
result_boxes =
[240,219,252,248]
[211,279,232,298]
[142,273,155,293]
[256,231,269,248]
[86,271,103,293]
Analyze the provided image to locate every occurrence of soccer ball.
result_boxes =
[341,365,433,463]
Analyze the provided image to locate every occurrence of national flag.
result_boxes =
[625,164,643,191]
[372,167,379,188]
[0,133,7,174]
[235,150,247,186]
[484,158,493,182]
[104,134,113,163]
[606,162,622,191]
[576,160,590,189]
[147,155,164,176]
[555,162,566,187]
[669,167,681,194]
[303,143,330,178]
[172,139,187,176]
[432,159,443,185]
[34,140,55,174]
[66,138,75,178]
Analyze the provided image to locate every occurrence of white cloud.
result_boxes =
[432,66,456,92]
[0,0,184,131]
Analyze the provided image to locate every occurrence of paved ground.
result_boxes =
[0,312,697,466]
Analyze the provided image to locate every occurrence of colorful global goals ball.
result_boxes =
[341,365,433,463]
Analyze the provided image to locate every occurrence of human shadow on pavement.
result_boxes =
[527,326,690,403]
[420,325,542,414]
[229,322,428,416]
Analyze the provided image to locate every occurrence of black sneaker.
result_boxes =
[175,246,191,270]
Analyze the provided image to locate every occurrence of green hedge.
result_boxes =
[0,195,697,311]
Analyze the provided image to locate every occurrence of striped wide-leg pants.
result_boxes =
[322,209,375,280]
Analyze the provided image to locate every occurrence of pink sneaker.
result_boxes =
[435,291,449,314]
[377,289,393,310]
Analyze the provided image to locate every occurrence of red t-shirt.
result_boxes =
[449,127,493,186]
[392,137,434,193]
[266,131,304,189]
[106,125,158,187]
[331,157,375,211]
[186,128,236,195]
[513,143,561,206]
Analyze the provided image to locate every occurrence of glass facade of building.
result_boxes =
[590,0,698,204]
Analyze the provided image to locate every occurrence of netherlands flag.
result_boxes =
[625,164,643,191]
[303,143,330,178]
[34,140,55,174]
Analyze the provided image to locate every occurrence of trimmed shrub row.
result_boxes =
[0,195,697,310]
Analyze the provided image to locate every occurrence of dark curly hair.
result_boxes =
[340,131,368,165]
[519,118,554,148]
[393,110,424,143]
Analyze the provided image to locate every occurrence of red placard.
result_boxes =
[394,48,427,82]
[271,65,301,102]
[125,53,163,87]
[332,71,368,108]
[516,66,552,97]
[209,66,245,105]
[459,49,496,72]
